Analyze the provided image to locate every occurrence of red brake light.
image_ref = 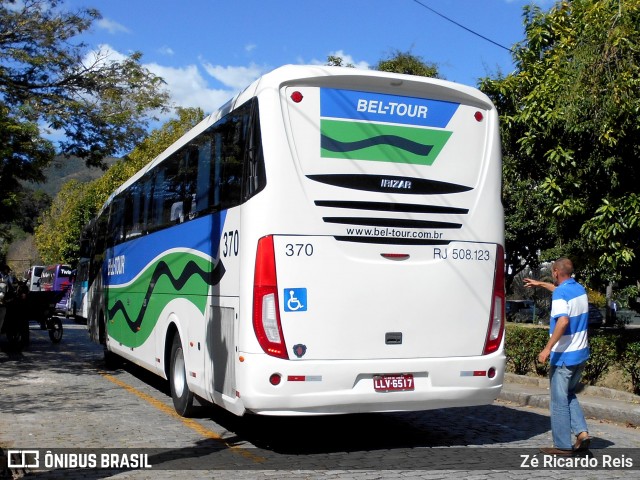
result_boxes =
[253,235,288,359]
[483,244,505,355]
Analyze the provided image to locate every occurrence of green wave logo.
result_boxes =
[320,119,452,165]
[106,251,224,347]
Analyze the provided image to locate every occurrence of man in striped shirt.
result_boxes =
[525,257,591,455]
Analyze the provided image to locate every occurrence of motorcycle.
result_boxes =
[0,280,63,349]
[36,291,64,344]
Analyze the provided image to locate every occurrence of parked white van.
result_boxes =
[25,265,44,292]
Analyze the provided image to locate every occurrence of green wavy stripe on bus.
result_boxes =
[320,119,452,165]
[106,251,225,348]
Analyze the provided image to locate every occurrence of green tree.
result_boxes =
[326,55,354,68]
[0,105,54,234]
[480,70,558,291]
[0,0,170,238]
[480,0,640,291]
[35,108,205,264]
[14,190,51,234]
[374,50,440,78]
[35,179,88,264]
[327,50,440,78]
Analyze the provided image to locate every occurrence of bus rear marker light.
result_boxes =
[381,253,410,260]
[287,375,322,382]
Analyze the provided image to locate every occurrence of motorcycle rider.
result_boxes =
[0,264,14,335]
[1,265,31,347]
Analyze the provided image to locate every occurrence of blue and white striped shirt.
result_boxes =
[549,278,590,366]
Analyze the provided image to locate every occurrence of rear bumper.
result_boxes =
[235,352,506,416]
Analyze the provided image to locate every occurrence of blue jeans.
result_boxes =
[549,362,589,449]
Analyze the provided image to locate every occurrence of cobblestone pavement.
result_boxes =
[1,318,639,479]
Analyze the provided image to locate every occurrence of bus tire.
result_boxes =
[169,334,195,417]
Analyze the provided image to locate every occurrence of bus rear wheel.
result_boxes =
[169,334,195,417]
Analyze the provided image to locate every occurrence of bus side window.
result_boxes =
[243,99,265,200]
[151,170,165,229]
[141,173,154,234]
[211,131,223,211]
[160,154,183,226]
[219,112,243,209]
[107,195,125,247]
[182,143,199,219]
[195,138,211,215]
[125,183,143,239]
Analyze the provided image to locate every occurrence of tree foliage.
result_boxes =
[480,0,640,290]
[326,55,354,68]
[0,0,170,247]
[374,50,440,78]
[0,104,54,230]
[327,50,440,78]
[35,108,205,264]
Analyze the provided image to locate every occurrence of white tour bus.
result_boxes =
[84,65,506,417]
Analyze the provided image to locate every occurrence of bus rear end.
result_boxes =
[236,66,505,416]
[41,264,73,315]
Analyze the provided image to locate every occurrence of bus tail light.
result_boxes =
[483,244,505,355]
[253,235,289,359]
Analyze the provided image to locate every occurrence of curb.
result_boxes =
[504,373,640,403]
[500,373,640,427]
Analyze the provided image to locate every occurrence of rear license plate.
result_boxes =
[373,374,414,392]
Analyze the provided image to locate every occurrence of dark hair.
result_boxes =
[553,257,574,276]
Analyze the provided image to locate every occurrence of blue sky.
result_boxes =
[68,0,555,120]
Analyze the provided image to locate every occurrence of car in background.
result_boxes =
[25,265,44,292]
[588,302,604,328]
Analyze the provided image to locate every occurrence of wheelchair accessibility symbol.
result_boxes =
[284,288,307,312]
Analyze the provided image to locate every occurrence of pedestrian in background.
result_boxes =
[524,257,591,455]
[0,264,15,336]
[610,299,618,325]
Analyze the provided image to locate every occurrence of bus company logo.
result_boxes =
[380,178,412,190]
[319,88,456,166]
[107,255,126,276]
[293,344,307,358]
[8,450,39,468]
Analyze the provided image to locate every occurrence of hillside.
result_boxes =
[6,156,119,272]
[31,155,119,197]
